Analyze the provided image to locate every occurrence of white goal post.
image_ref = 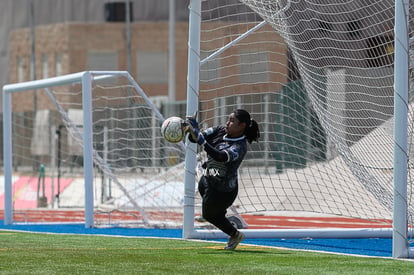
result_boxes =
[182,0,414,259]
[393,0,410,258]
[3,72,99,226]
[3,71,187,228]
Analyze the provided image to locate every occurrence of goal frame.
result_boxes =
[3,71,91,226]
[2,70,164,228]
[182,0,412,259]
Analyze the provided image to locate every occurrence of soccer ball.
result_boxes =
[160,116,185,143]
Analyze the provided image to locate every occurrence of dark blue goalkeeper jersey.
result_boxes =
[201,125,247,192]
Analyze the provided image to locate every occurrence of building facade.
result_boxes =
[8,21,288,112]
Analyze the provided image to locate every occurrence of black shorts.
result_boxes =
[198,175,238,210]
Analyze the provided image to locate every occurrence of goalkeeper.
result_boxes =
[186,109,260,250]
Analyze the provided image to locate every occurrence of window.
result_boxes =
[366,35,394,67]
[200,51,220,84]
[17,56,24,82]
[55,53,62,76]
[87,51,118,70]
[239,51,269,83]
[30,56,35,80]
[42,54,48,79]
[317,20,333,33]
[347,20,362,38]
[136,51,168,84]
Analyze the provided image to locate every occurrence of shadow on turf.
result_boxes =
[198,245,294,255]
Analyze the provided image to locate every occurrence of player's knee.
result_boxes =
[202,208,224,224]
[202,211,214,223]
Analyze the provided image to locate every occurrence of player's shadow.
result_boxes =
[199,247,294,255]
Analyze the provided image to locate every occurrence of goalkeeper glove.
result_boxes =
[186,114,199,130]
[185,125,206,145]
[192,127,206,145]
[184,120,205,145]
[184,112,205,145]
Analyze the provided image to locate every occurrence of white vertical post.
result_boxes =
[264,95,269,172]
[125,0,132,73]
[236,96,242,109]
[50,125,56,208]
[3,89,12,225]
[103,126,108,201]
[219,97,226,125]
[393,0,409,259]
[214,98,219,126]
[152,112,157,167]
[82,72,95,228]
[183,0,201,239]
[168,0,176,115]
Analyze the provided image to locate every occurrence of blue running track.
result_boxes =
[0,221,406,257]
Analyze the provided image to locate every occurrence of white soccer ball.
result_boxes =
[160,116,185,143]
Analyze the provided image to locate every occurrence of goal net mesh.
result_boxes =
[194,0,414,227]
[4,72,187,227]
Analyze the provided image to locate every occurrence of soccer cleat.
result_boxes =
[224,231,245,250]
[195,215,207,222]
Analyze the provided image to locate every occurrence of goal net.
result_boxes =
[183,0,414,242]
[2,1,413,253]
[2,71,187,227]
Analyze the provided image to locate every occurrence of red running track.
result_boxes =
[0,209,392,229]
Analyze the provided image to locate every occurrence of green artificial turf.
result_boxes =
[1,231,413,274]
